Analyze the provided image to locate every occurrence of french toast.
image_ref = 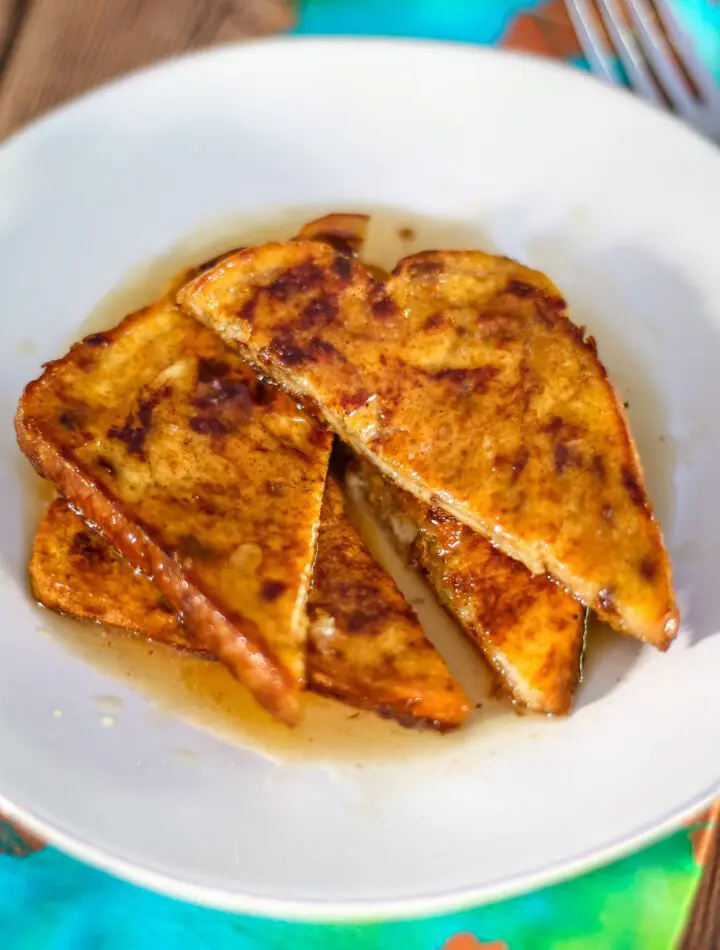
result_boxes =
[307,475,469,728]
[348,461,585,715]
[32,490,468,729]
[179,243,679,649]
[16,297,332,724]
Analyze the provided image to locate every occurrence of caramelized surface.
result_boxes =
[179,243,678,648]
[31,499,200,652]
[308,477,469,729]
[351,462,585,715]
[32,492,468,729]
[16,298,332,723]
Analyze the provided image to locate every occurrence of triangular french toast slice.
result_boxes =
[307,475,469,728]
[31,491,468,730]
[179,243,678,649]
[349,461,585,715]
[16,297,332,723]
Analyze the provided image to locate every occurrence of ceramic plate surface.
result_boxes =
[0,38,719,921]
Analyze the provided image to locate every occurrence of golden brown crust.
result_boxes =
[32,492,468,729]
[308,477,469,729]
[16,298,332,724]
[350,462,585,715]
[179,243,678,649]
[31,499,202,651]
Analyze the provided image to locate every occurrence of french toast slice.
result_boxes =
[307,475,469,728]
[179,243,679,649]
[16,297,332,724]
[32,492,468,730]
[348,461,585,715]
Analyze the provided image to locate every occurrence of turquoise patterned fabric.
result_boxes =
[3,2,718,947]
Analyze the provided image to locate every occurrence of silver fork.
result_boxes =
[567,0,720,142]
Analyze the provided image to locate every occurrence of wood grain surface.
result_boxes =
[0,1,716,945]
[0,0,293,135]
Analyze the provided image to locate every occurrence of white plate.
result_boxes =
[1,38,719,921]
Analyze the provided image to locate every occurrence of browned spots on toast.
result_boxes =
[189,416,230,435]
[333,253,353,280]
[341,389,371,413]
[238,296,257,324]
[196,358,229,382]
[84,333,111,347]
[107,385,172,459]
[432,366,500,395]
[266,262,324,302]
[175,534,218,562]
[640,557,658,581]
[592,454,606,480]
[193,375,255,412]
[370,292,397,319]
[299,295,340,330]
[405,259,442,279]
[262,581,287,602]
[96,455,116,477]
[58,411,79,431]
[69,529,108,566]
[621,465,645,508]
[266,335,309,367]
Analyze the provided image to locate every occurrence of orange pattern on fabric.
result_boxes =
[442,935,509,950]
[0,812,45,857]
[683,802,720,866]
[500,0,581,58]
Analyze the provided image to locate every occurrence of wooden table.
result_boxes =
[0,1,716,945]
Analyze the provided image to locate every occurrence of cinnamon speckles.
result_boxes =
[262,581,287,602]
[197,358,229,382]
[333,254,352,280]
[554,442,572,474]
[69,530,108,565]
[189,416,230,435]
[238,296,257,324]
[621,466,645,507]
[432,366,500,395]
[639,557,658,581]
[108,386,171,458]
[299,295,339,330]
[266,263,324,301]
[370,292,397,319]
[58,410,79,431]
[267,336,309,367]
[506,280,537,298]
[341,389,372,413]
[406,259,442,279]
[511,446,529,482]
[193,369,254,412]
[176,534,217,562]
[96,455,116,477]
[84,332,110,347]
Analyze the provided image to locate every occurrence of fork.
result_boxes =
[567,0,720,142]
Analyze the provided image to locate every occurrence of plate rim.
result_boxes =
[2,35,719,922]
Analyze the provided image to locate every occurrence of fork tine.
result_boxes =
[567,0,619,84]
[596,0,665,104]
[652,0,718,99]
[625,0,696,112]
